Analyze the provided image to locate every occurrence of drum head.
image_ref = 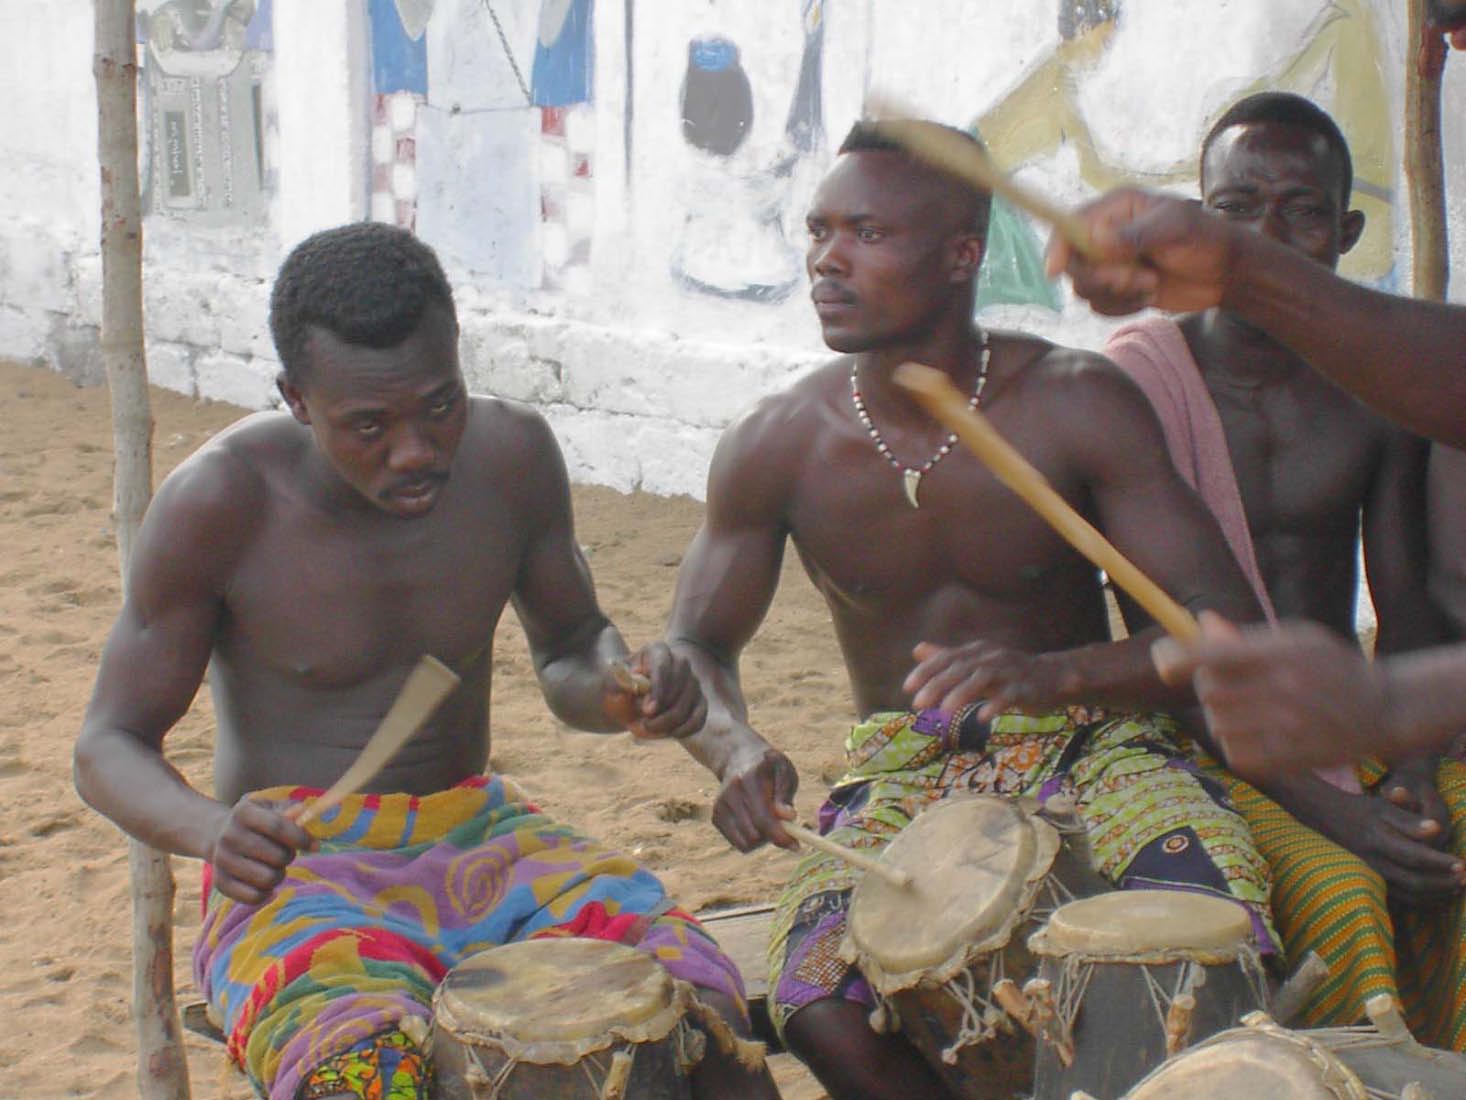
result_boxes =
[434,939,680,1052]
[846,795,1059,986]
[1030,889,1251,962]
[1124,1027,1368,1100]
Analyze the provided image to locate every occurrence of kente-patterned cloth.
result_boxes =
[1200,755,1466,1049]
[767,706,1277,1037]
[193,775,745,1100]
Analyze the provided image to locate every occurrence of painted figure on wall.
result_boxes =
[974,0,1396,284]
[138,0,271,224]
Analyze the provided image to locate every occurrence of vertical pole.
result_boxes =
[94,2,188,1097]
[1407,0,1450,301]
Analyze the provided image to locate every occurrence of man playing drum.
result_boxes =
[1102,92,1466,1049]
[73,224,779,1100]
[665,121,1278,1100]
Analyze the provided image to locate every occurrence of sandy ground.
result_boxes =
[0,360,849,1099]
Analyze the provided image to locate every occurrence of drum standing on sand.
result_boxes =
[431,938,706,1100]
[841,794,1106,1100]
[1025,889,1269,1099]
[1113,1000,1466,1100]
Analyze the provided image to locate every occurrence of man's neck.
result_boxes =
[1188,308,1307,392]
[852,323,986,412]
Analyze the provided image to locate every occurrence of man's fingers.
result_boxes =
[1150,636,1197,685]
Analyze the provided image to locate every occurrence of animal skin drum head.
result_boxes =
[846,795,1059,981]
[434,938,677,1047]
[1122,1028,1368,1100]
[1029,888,1252,963]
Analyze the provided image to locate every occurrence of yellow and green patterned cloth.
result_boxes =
[768,705,1276,1037]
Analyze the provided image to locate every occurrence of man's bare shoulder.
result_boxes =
[457,394,565,480]
[159,411,303,519]
[989,330,1144,411]
[708,358,847,498]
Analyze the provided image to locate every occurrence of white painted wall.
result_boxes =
[1,0,1463,504]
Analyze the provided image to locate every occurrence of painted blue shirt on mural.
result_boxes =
[531,0,594,107]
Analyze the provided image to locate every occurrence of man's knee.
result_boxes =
[781,997,876,1063]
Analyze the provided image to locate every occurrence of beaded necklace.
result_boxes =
[849,330,991,508]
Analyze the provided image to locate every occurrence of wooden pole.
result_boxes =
[1407,0,1450,302]
[94,2,189,1097]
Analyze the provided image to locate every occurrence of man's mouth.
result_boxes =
[385,474,447,508]
[811,283,857,314]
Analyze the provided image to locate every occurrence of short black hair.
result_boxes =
[839,120,993,237]
[269,222,456,383]
[1201,92,1353,208]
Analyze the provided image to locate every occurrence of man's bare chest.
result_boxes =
[220,511,522,687]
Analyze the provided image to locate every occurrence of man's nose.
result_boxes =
[811,235,849,276]
[387,424,437,472]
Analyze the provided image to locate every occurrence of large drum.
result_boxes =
[1026,889,1269,1099]
[1112,1000,1466,1100]
[842,794,1106,1100]
[431,938,704,1100]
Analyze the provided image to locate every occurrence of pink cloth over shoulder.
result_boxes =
[1103,315,1360,793]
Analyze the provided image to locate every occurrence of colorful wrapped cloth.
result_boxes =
[768,706,1276,1036]
[193,775,745,1100]
[1200,756,1466,1049]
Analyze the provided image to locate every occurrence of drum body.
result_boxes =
[431,938,697,1100]
[1120,1010,1466,1100]
[842,795,1105,1100]
[1026,889,1268,1100]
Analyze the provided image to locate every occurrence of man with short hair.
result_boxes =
[73,223,778,1100]
[1103,92,1466,1047]
[665,121,1276,1100]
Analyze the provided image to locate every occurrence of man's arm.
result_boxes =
[73,446,313,903]
[665,401,802,851]
[507,407,704,738]
[1046,191,1466,448]
[1366,426,1448,656]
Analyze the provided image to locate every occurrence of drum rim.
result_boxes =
[430,940,692,1066]
[1028,888,1255,965]
[1121,1014,1371,1100]
[841,795,1062,993]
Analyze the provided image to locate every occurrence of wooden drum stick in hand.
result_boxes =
[895,362,1201,643]
[784,822,914,889]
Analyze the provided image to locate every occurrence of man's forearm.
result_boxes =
[74,729,227,859]
[666,638,773,779]
[1040,630,1191,712]
[1381,644,1466,759]
[1225,236,1466,448]
[535,620,628,733]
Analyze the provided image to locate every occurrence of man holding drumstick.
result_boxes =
[73,224,778,1100]
[667,121,1277,1100]
[1047,1,1466,781]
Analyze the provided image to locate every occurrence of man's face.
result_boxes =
[279,304,468,519]
[805,151,981,354]
[1201,121,1363,271]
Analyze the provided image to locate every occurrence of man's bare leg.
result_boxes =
[688,989,782,1100]
[783,999,960,1100]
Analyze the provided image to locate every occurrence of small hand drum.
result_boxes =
[1113,999,1466,1100]
[1025,889,1268,1099]
[842,794,1101,1100]
[431,938,703,1100]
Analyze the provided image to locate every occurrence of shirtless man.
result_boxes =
[72,224,777,1100]
[665,122,1274,1100]
[1052,2,1466,778]
[1103,93,1466,1045]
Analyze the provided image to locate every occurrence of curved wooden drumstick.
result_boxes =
[609,660,653,695]
[294,656,461,826]
[864,93,1098,260]
[784,822,914,889]
[895,362,1201,643]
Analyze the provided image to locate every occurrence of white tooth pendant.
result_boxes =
[903,468,923,508]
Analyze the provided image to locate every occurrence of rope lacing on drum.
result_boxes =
[939,952,1010,1064]
[1137,959,1206,1036]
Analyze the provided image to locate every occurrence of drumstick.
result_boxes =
[294,656,461,826]
[784,822,914,889]
[609,660,652,696]
[864,93,1098,260]
[894,362,1201,643]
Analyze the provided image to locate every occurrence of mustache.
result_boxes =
[810,280,857,305]
[382,470,449,497]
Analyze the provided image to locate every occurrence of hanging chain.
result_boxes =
[481,0,534,104]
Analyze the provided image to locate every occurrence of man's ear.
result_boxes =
[278,374,310,425]
[1339,208,1366,255]
[951,232,986,285]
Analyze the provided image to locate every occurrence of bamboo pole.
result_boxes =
[1407,0,1450,302]
[94,3,189,1097]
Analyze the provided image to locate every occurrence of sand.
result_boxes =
[0,359,848,1098]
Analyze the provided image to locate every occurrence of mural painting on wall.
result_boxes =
[671,0,825,303]
[974,0,1395,287]
[138,0,272,225]
[369,0,595,289]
